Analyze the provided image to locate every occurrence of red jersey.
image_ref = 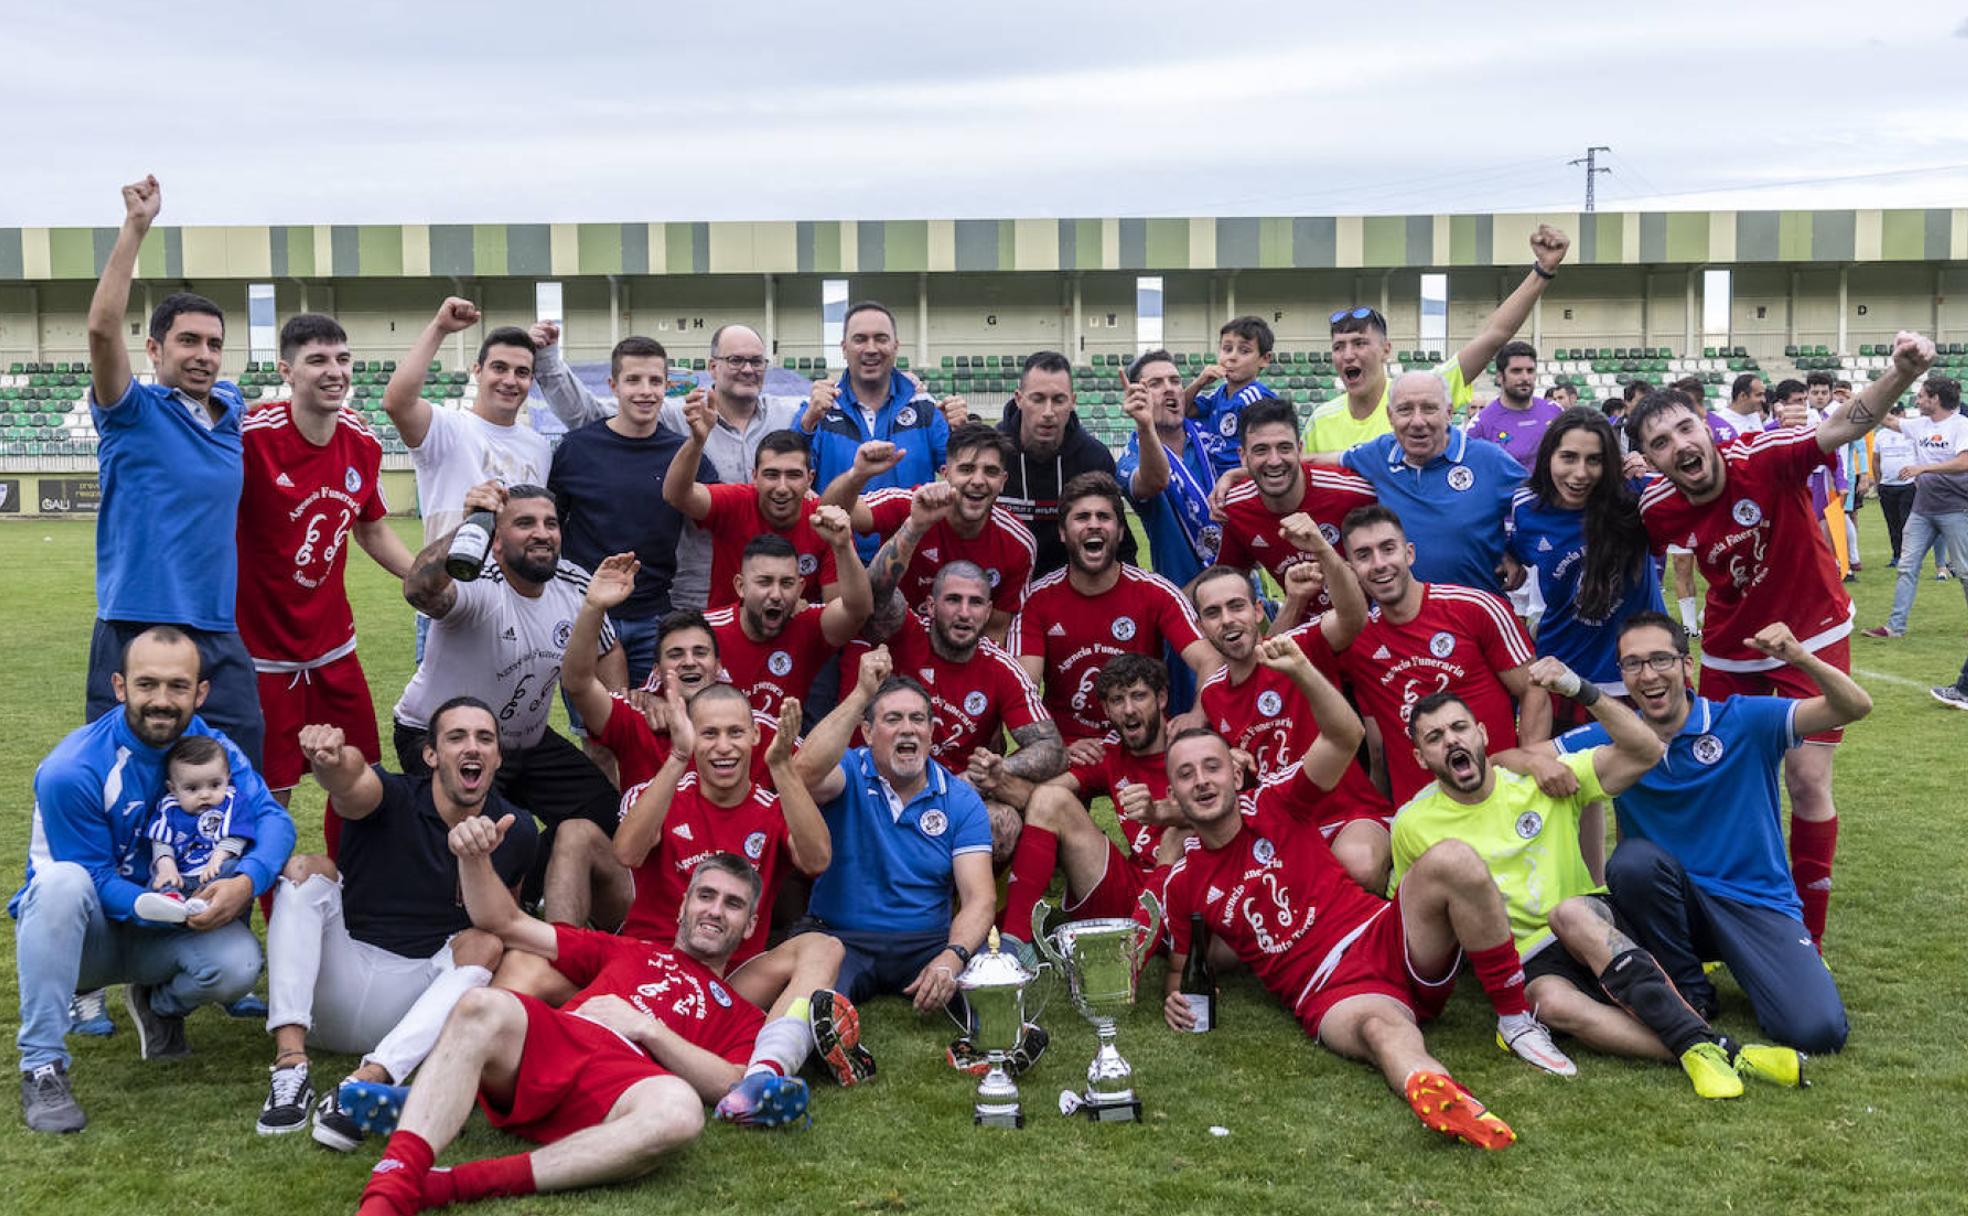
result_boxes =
[236,403,388,664]
[1010,566,1205,741]
[1161,765,1390,1013]
[1638,428,1852,670]
[1216,462,1376,614]
[1332,584,1533,803]
[1067,734,1171,874]
[551,924,762,1062]
[863,488,1036,614]
[699,483,839,609]
[616,772,792,963]
[706,602,831,718]
[594,693,783,790]
[1198,636,1392,833]
[843,612,1048,761]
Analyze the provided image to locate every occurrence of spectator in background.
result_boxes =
[1715,373,1768,437]
[531,321,801,611]
[1864,374,1968,638]
[1547,382,1580,410]
[997,351,1139,579]
[1468,341,1564,468]
[1873,399,1924,570]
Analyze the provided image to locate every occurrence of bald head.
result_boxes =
[1388,371,1452,464]
[708,324,765,406]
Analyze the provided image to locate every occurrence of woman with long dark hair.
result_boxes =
[1507,407,1663,717]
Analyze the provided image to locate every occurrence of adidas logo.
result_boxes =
[673,824,694,841]
[1206,885,1225,904]
[922,547,940,560]
[502,627,517,641]
[275,472,294,488]
[1536,537,1552,552]
[1048,623,1067,636]
[918,668,935,684]
[1372,645,1392,660]
[1251,535,1269,548]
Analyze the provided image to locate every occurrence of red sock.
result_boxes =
[997,824,1058,939]
[442,1154,537,1205]
[358,1130,434,1216]
[1466,940,1529,1018]
[1790,816,1838,946]
[421,1169,456,1210]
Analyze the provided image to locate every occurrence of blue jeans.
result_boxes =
[1886,510,1968,634]
[14,861,262,1072]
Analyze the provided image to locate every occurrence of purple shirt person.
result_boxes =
[1467,394,1565,467]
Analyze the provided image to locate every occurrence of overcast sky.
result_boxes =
[6,1,1968,227]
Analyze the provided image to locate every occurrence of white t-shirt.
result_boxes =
[410,406,553,541]
[393,560,616,751]
[1714,406,1767,438]
[1905,412,1968,514]
[1874,423,1919,484]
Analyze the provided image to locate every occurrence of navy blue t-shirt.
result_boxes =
[338,769,539,958]
[548,420,718,618]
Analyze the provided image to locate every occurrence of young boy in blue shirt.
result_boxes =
[1184,315,1280,477]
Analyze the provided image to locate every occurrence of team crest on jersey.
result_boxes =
[797,553,819,577]
[1219,414,1240,437]
[1257,690,1283,717]
[1731,499,1763,527]
[1428,631,1456,659]
[897,406,918,427]
[1252,837,1276,865]
[964,690,988,717]
[553,620,573,649]
[1691,734,1726,765]
[1319,522,1341,545]
[344,466,363,493]
[1112,616,1137,641]
[918,809,948,838]
[985,567,1002,588]
[743,831,767,860]
[709,980,733,1008]
[1446,466,1475,492]
[768,650,793,677]
[1515,811,1543,840]
[197,808,226,840]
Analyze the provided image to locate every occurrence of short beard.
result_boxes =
[506,550,559,584]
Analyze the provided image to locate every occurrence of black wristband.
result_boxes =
[946,943,973,966]
[1574,682,1602,707]
[1531,263,1556,281]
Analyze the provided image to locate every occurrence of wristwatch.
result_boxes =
[946,943,973,966]
[1531,263,1556,281]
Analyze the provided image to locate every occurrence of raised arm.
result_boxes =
[565,553,637,729]
[88,176,160,408]
[1502,662,1554,747]
[527,322,612,428]
[1280,512,1367,649]
[298,725,384,821]
[385,298,481,449]
[1748,624,1873,737]
[817,440,904,522]
[615,685,693,868]
[793,645,889,800]
[1522,658,1664,797]
[661,389,716,521]
[1121,370,1172,499]
[403,481,504,619]
[863,482,951,639]
[1181,361,1222,415]
[813,505,873,646]
[768,698,831,876]
[1454,225,1569,385]
[1256,635,1364,790]
[1817,332,1938,453]
[451,814,557,956]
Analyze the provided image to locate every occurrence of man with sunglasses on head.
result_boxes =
[530,322,800,612]
[1301,227,1571,456]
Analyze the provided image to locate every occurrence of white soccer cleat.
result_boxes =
[1496,1015,1577,1077]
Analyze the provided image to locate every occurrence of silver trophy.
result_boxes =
[952,928,1044,1128]
[1031,891,1163,1122]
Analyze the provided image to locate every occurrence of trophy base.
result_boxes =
[974,1105,1025,1129]
[1080,1096,1143,1123]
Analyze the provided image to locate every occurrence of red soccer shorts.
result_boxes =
[1698,636,1850,745]
[478,994,669,1144]
[1294,894,1459,1041]
[257,650,382,790]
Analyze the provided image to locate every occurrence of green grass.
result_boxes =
[2,514,1965,1214]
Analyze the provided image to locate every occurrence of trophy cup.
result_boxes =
[1031,891,1163,1122]
[952,928,1043,1128]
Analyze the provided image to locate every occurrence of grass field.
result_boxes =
[2,514,1965,1215]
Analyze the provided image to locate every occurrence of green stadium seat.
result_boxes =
[897,357,910,370]
[940,356,954,369]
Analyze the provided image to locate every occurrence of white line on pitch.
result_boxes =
[1852,666,1930,691]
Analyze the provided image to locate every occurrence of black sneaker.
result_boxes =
[255,1061,314,1136]
[311,1084,363,1152]
[20,1062,86,1134]
[122,984,188,1061]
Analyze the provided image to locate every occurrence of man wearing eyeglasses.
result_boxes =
[530,322,801,612]
[1498,612,1865,1056]
[1302,227,1571,456]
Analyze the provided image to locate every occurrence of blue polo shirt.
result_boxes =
[1342,427,1525,593]
[803,369,950,558]
[1556,695,1801,918]
[1505,488,1663,691]
[1193,379,1279,476]
[808,749,991,934]
[92,378,248,631]
[1117,422,1224,590]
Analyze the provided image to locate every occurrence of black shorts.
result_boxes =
[1520,894,1632,1006]
[393,720,619,835]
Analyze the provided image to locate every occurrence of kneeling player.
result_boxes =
[351,838,794,1216]
[1392,664,1802,1097]
[1159,649,1566,1150]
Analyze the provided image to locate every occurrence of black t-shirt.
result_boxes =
[338,768,540,958]
[547,420,719,618]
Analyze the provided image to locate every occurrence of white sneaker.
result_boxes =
[133,891,189,924]
[1496,1014,1577,1077]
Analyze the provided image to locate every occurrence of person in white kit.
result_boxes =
[383,299,551,658]
[258,700,537,1152]
[394,482,625,904]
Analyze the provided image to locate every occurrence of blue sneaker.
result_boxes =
[69,990,114,1038]
[713,1072,810,1129]
[224,993,270,1019]
[338,1079,410,1138]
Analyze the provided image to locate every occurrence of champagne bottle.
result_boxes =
[445,509,496,580]
[1180,913,1216,1033]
